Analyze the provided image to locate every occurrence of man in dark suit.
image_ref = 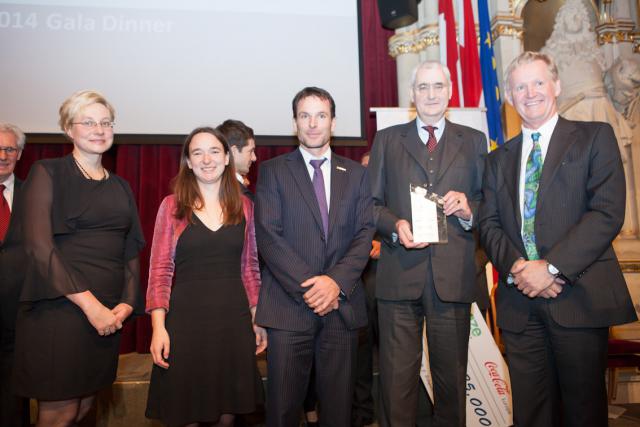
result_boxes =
[479,51,637,427]
[0,122,29,427]
[217,119,257,200]
[368,61,487,427]
[255,87,374,427]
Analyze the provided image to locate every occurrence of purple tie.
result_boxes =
[310,159,329,237]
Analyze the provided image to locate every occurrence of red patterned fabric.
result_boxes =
[424,125,438,153]
[145,194,260,313]
[0,184,9,241]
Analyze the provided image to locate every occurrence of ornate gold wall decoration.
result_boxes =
[491,15,524,40]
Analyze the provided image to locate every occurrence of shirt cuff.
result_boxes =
[458,214,473,231]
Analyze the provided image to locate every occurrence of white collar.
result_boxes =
[416,116,446,141]
[0,174,15,192]
[299,146,332,164]
[521,114,559,142]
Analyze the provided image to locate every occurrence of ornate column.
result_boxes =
[596,0,636,67]
[388,0,440,107]
[388,27,421,107]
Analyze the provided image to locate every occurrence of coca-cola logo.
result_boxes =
[485,361,510,396]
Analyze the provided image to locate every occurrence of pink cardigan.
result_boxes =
[145,194,261,312]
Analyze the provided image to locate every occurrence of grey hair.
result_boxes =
[0,122,26,150]
[410,60,452,88]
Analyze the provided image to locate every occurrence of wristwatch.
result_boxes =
[547,262,560,277]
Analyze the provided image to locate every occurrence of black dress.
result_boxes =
[145,216,263,427]
[12,155,144,400]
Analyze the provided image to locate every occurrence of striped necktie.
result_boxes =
[0,184,10,241]
[310,159,329,237]
[423,125,438,153]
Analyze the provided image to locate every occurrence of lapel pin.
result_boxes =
[336,166,346,172]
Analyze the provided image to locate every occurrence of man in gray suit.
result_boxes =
[255,87,374,427]
[0,123,29,427]
[479,51,637,427]
[368,61,486,426]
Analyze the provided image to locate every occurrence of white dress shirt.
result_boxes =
[299,146,332,210]
[416,116,446,145]
[236,172,245,185]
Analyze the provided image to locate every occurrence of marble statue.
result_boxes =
[606,56,640,122]
[542,0,636,237]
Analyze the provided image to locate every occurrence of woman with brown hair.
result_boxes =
[12,90,145,426]
[145,126,266,427]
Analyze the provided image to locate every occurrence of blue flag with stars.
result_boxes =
[479,0,504,150]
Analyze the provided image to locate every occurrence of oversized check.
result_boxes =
[420,303,513,426]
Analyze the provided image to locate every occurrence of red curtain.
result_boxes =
[13,0,397,353]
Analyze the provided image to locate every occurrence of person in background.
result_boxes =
[351,151,378,427]
[145,126,266,427]
[217,120,263,427]
[0,123,28,427]
[217,119,257,200]
[12,90,145,427]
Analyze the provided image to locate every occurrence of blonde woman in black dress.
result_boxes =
[12,90,144,427]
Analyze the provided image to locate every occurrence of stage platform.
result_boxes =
[26,352,640,426]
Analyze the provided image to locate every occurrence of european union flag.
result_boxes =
[479,0,504,150]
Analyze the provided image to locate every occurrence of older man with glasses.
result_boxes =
[0,122,28,427]
[368,60,487,427]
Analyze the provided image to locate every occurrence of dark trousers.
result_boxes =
[303,364,317,415]
[352,261,377,426]
[351,325,375,426]
[266,311,358,427]
[502,299,609,427]
[377,278,470,427]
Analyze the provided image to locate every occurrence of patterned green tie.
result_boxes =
[522,132,542,260]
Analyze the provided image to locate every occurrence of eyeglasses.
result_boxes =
[414,82,447,93]
[0,146,20,155]
[72,120,115,129]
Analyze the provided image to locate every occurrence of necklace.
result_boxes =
[73,156,106,181]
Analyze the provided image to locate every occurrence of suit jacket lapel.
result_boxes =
[436,120,464,184]
[285,150,325,234]
[400,120,429,177]
[502,134,523,231]
[328,156,348,239]
[537,117,576,212]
